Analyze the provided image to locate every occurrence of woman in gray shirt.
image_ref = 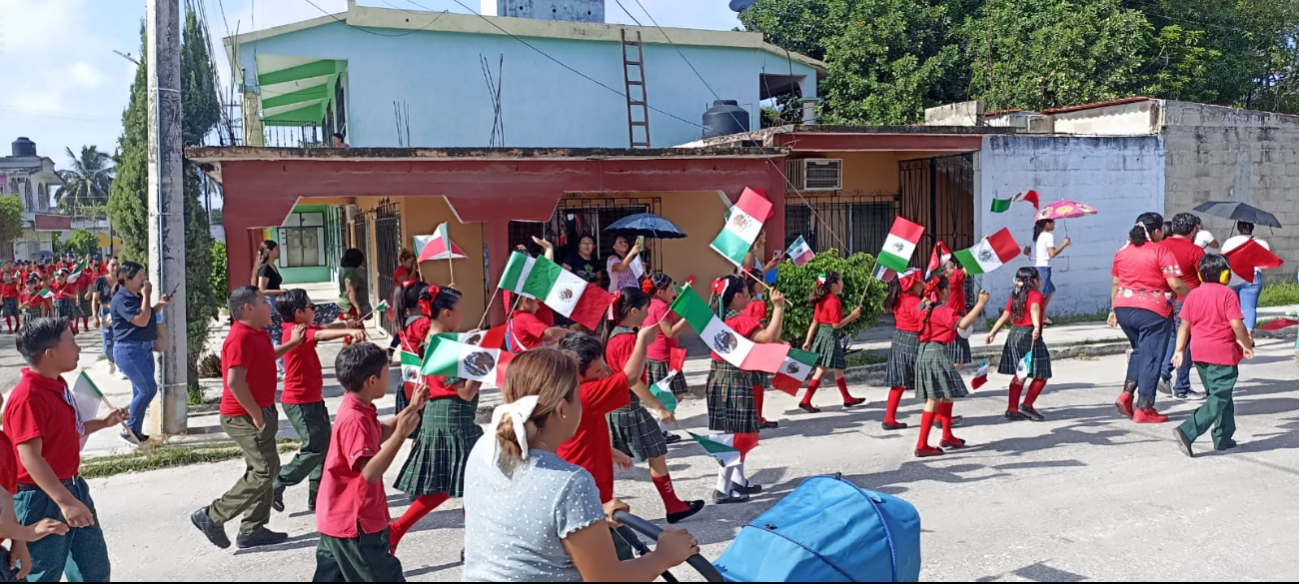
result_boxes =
[463,349,698,582]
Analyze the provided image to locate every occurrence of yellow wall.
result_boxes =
[652,191,737,284]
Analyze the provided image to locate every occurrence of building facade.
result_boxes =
[0,137,66,261]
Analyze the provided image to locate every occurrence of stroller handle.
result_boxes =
[614,511,725,583]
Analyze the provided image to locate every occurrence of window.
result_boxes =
[279,212,326,267]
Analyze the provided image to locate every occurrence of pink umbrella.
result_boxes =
[1036,201,1098,221]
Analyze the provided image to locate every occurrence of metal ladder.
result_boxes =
[621,29,651,148]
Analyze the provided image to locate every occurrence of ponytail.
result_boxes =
[918,275,948,339]
[398,281,462,328]
[1032,219,1052,247]
[604,287,649,343]
[643,273,673,297]
[250,240,278,285]
[709,275,746,317]
[1010,267,1040,323]
[1129,212,1163,247]
[493,349,579,475]
[809,271,841,305]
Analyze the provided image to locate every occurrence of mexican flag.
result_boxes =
[772,348,817,395]
[953,228,1020,275]
[1017,189,1041,209]
[498,252,537,298]
[877,217,925,273]
[37,288,54,300]
[925,241,952,279]
[711,187,772,266]
[71,371,104,428]
[785,235,814,267]
[421,334,511,385]
[669,286,787,374]
[415,223,466,262]
[400,350,422,400]
[970,359,989,390]
[649,372,679,413]
[66,259,88,284]
[508,256,613,330]
[690,432,759,468]
[1014,352,1032,383]
[990,190,1040,213]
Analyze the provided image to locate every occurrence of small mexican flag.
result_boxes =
[511,256,613,330]
[445,324,506,350]
[710,187,772,266]
[421,334,512,385]
[785,235,814,267]
[953,228,1020,275]
[66,259,88,284]
[37,288,54,299]
[925,241,952,279]
[690,432,759,468]
[990,197,1014,214]
[649,372,679,413]
[400,350,422,400]
[669,286,787,374]
[772,348,817,395]
[1015,352,1032,383]
[71,371,104,427]
[415,223,467,262]
[877,217,925,273]
[970,359,989,390]
[498,252,537,298]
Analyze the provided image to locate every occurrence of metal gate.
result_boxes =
[508,196,664,276]
[899,154,975,269]
[784,192,898,257]
[373,200,402,335]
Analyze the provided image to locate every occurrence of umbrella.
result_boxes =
[1192,201,1282,228]
[1036,201,1098,221]
[603,213,687,239]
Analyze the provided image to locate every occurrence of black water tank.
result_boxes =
[702,100,750,138]
[11,137,36,157]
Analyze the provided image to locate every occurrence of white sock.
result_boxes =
[715,466,734,494]
[733,463,750,488]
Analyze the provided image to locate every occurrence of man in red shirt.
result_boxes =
[191,286,306,550]
[314,342,424,581]
[1159,213,1209,400]
[8,318,127,581]
[271,289,367,514]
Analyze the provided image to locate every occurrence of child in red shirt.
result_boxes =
[271,289,367,514]
[1171,254,1254,457]
[987,267,1054,421]
[799,271,866,413]
[1,272,19,333]
[913,275,991,457]
[51,271,79,334]
[943,259,973,367]
[18,278,48,330]
[313,343,424,581]
[881,270,924,430]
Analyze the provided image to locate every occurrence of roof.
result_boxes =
[186,145,786,165]
[1041,97,1155,115]
[677,124,1017,149]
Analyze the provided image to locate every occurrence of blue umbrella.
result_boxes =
[603,213,688,239]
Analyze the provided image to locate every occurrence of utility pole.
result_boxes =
[147,0,188,435]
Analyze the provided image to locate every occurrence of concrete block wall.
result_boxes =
[975,135,1165,316]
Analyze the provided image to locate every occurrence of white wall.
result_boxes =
[975,135,1165,316]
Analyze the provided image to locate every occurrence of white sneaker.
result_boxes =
[108,362,116,375]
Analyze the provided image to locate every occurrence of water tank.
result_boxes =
[11,137,36,157]
[729,0,757,11]
[702,100,750,138]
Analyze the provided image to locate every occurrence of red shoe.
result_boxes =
[940,438,967,449]
[1115,392,1134,418]
[1133,408,1169,424]
[914,446,945,458]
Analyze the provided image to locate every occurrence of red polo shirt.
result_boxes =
[946,269,968,315]
[5,369,82,483]
[893,295,923,332]
[556,371,630,503]
[1161,236,1205,294]
[814,294,844,324]
[316,393,389,538]
[0,431,17,495]
[508,311,549,352]
[920,305,961,344]
[220,321,279,417]
[280,324,322,405]
[1005,290,1045,327]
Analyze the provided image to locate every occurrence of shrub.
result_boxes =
[198,353,222,379]
[767,249,887,345]
[1259,282,1299,308]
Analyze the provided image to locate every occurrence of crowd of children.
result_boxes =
[1,254,112,336]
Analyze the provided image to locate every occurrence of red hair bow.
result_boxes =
[419,285,439,318]
[898,270,922,294]
[921,278,941,304]
[641,279,655,294]
[711,277,729,298]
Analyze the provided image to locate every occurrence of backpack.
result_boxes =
[713,474,921,582]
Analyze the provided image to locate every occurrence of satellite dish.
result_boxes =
[729,0,756,12]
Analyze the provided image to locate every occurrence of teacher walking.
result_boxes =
[1028,218,1070,325]
[252,240,287,376]
[110,261,173,445]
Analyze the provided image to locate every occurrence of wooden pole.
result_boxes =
[448,256,455,287]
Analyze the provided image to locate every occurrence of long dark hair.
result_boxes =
[883,277,904,311]
[114,261,145,297]
[397,281,461,328]
[251,240,278,284]
[710,275,746,316]
[1010,267,1041,323]
[1032,219,1053,245]
[809,271,841,305]
[606,287,649,342]
[1129,212,1164,247]
[643,273,673,297]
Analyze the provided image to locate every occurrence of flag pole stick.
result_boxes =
[477,285,504,330]
[96,391,142,444]
[448,256,455,287]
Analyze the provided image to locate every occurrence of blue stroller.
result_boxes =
[616,474,922,582]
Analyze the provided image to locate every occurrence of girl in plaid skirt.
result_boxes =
[881,270,925,431]
[799,271,866,413]
[389,283,484,553]
[914,275,991,457]
[52,270,80,334]
[1,272,19,333]
[706,275,786,505]
[740,272,780,429]
[943,258,974,367]
[18,277,47,329]
[987,267,1053,422]
[643,275,690,397]
[605,287,704,524]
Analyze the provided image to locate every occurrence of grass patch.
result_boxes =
[1260,282,1299,308]
[845,350,888,367]
[81,439,302,479]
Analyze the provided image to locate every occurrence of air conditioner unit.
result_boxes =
[787,158,842,191]
[344,204,358,224]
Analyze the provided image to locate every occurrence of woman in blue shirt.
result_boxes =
[110,261,172,445]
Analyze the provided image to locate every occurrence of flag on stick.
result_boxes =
[415,223,466,262]
[421,335,507,383]
[926,241,952,279]
[689,432,759,468]
[953,228,1020,275]
[649,372,680,413]
[1224,239,1283,283]
[785,236,815,267]
[772,348,817,395]
[711,188,773,266]
[877,217,925,273]
[400,351,422,400]
[66,258,88,284]
[1014,352,1032,383]
[970,359,989,390]
[669,286,787,374]
[990,198,1013,214]
[71,371,103,428]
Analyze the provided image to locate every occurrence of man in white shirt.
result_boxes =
[1195,229,1219,250]
[1221,221,1268,332]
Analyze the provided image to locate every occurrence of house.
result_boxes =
[0,137,66,261]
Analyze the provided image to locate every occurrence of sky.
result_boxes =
[0,0,744,173]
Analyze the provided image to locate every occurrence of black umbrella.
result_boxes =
[1193,201,1282,228]
[603,213,688,239]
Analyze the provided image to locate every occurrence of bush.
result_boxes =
[210,241,227,304]
[1260,282,1299,308]
[767,249,887,345]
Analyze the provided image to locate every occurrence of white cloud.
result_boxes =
[70,62,108,88]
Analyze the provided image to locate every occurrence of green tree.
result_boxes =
[0,196,24,247]
[108,23,149,264]
[769,250,887,344]
[55,146,114,216]
[61,229,100,256]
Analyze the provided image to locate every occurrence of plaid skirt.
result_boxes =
[54,298,76,320]
[1,298,16,318]
[607,404,668,462]
[395,396,483,497]
[950,337,972,365]
[21,306,42,324]
[811,325,847,370]
[915,342,968,401]
[997,326,1052,380]
[706,360,759,434]
[78,294,92,318]
[883,330,921,390]
[647,359,687,396]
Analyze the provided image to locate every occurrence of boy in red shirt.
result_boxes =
[191,286,306,550]
[1,271,19,333]
[1159,213,1209,399]
[1171,254,1254,457]
[0,386,71,581]
[8,318,128,581]
[314,342,425,581]
[271,289,368,514]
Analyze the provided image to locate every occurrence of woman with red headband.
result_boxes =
[388,281,483,553]
[881,269,925,431]
[914,275,991,457]
[799,271,866,413]
[705,275,786,505]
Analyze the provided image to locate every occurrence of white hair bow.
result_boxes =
[485,395,541,464]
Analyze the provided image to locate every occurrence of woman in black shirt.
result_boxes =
[251,240,286,375]
[562,234,604,285]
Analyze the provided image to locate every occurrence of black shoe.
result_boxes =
[120,431,145,445]
[881,421,908,431]
[759,420,780,430]
[662,432,682,445]
[235,528,289,549]
[307,499,316,513]
[1215,439,1238,451]
[712,490,750,504]
[931,415,964,428]
[798,402,821,414]
[843,397,866,408]
[1004,410,1030,422]
[271,486,285,513]
[1173,428,1194,458]
[1019,406,1046,422]
[190,507,231,549]
[1157,377,1172,396]
[733,482,763,496]
[665,500,705,524]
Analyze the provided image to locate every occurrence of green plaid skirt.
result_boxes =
[811,325,847,370]
[78,294,92,317]
[395,396,483,497]
[21,306,42,324]
[607,405,668,462]
[706,360,759,434]
[997,326,1052,380]
[647,359,686,396]
[950,337,972,365]
[54,298,76,321]
[883,330,921,390]
[1,298,17,318]
[916,342,968,401]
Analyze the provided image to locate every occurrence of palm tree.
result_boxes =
[55,146,114,216]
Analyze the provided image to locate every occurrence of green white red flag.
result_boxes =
[415,222,466,262]
[711,187,772,266]
[771,348,817,395]
[421,334,512,386]
[877,217,924,273]
[497,252,613,329]
[669,286,787,374]
[690,432,759,468]
[970,359,989,390]
[953,228,1020,275]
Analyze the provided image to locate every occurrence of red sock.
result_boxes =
[802,379,821,406]
[1024,379,1047,408]
[753,384,766,423]
[4,316,11,332]
[916,410,936,450]
[651,474,690,514]
[884,387,905,425]
[388,492,449,551]
[939,402,958,442]
[1007,380,1024,412]
[835,377,855,401]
